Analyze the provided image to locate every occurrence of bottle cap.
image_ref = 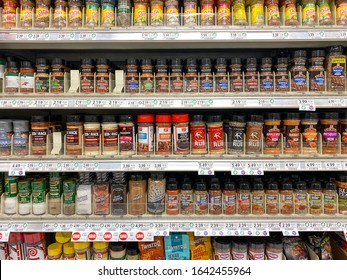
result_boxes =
[207,114,222,123]
[66,115,83,123]
[102,115,117,123]
[172,113,189,123]
[137,114,154,123]
[119,115,133,123]
[48,243,63,256]
[156,114,172,123]
[84,115,99,123]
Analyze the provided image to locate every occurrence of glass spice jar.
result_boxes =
[200,58,214,93]
[5,61,19,93]
[320,112,338,155]
[227,115,246,154]
[308,181,323,215]
[301,112,319,155]
[207,114,225,154]
[150,0,164,26]
[84,115,101,156]
[233,0,247,25]
[147,172,166,214]
[222,180,236,215]
[31,115,49,156]
[13,120,30,156]
[284,0,299,25]
[35,0,50,28]
[184,58,198,93]
[215,58,228,93]
[190,115,207,155]
[340,112,347,154]
[180,178,194,215]
[245,57,259,92]
[85,0,99,28]
[68,0,83,28]
[3,0,18,28]
[0,120,13,157]
[172,113,190,155]
[237,181,251,215]
[275,57,289,92]
[35,58,50,93]
[336,0,347,25]
[217,0,231,26]
[63,179,76,215]
[308,50,325,92]
[81,58,95,94]
[260,57,274,92]
[294,181,308,215]
[94,174,110,215]
[140,58,154,93]
[201,0,215,26]
[302,0,316,26]
[184,0,198,26]
[266,0,280,26]
[102,0,116,28]
[337,175,347,214]
[155,59,169,93]
[283,112,300,154]
[280,181,294,215]
[229,57,243,92]
[165,178,180,215]
[128,174,147,215]
[265,181,279,215]
[20,61,35,93]
[263,113,281,155]
[170,58,183,93]
[20,0,35,28]
[291,50,307,92]
[133,0,148,26]
[66,115,83,156]
[246,114,263,154]
[323,180,337,215]
[125,58,139,93]
[137,114,154,155]
[110,171,127,215]
[317,0,332,25]
[51,58,65,93]
[250,0,265,26]
[209,178,222,215]
[101,115,118,156]
[194,178,208,215]
[252,179,265,215]
[326,45,346,92]
[53,0,67,28]
[96,58,110,93]
[165,0,180,26]
[155,114,172,155]
[119,115,135,155]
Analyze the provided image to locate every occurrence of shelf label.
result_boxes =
[307,30,325,39]
[11,99,30,108]
[42,223,60,232]
[304,161,322,170]
[324,161,342,170]
[10,223,28,232]
[151,162,168,171]
[142,32,158,40]
[26,162,44,171]
[198,162,214,175]
[321,222,339,231]
[87,99,108,108]
[252,223,269,237]
[328,98,346,107]
[126,99,155,107]
[52,100,69,107]
[231,162,246,175]
[57,33,75,40]
[0,100,15,107]
[224,223,238,236]
[230,31,247,39]
[263,162,280,171]
[234,223,253,237]
[8,167,26,176]
[154,99,174,107]
[28,99,50,108]
[79,33,97,40]
[62,162,79,171]
[121,162,136,171]
[105,100,123,107]
[44,162,60,171]
[79,162,99,171]
[193,223,210,236]
[272,31,289,39]
[163,32,179,40]
[258,99,275,106]
[137,162,151,171]
[245,162,264,175]
[181,99,213,107]
[268,222,281,231]
[131,223,150,232]
[0,231,10,242]
[231,99,247,106]
[16,33,30,40]
[340,31,347,38]
[298,99,316,111]
[74,99,88,107]
[284,161,300,170]
[201,32,217,40]
[73,223,87,232]
[303,222,323,232]
[280,223,299,236]
[169,223,192,232]
[210,223,226,236]
[149,223,169,236]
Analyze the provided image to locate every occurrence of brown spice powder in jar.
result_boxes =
[265,181,279,215]
[51,58,65,93]
[237,181,251,215]
[96,58,110,94]
[291,50,307,92]
[66,115,83,156]
[340,112,347,154]
[20,61,35,93]
[180,178,194,215]
[35,58,50,94]
[31,115,49,156]
[252,179,265,215]
[140,58,154,93]
[308,181,323,215]
[280,181,294,215]
[81,58,95,94]
[194,178,208,215]
[229,57,243,92]
[336,175,347,215]
[260,57,274,92]
[155,59,169,93]
[275,57,289,92]
[326,45,346,92]
[264,113,281,155]
[245,57,258,92]
[172,113,190,155]
[323,180,337,215]
[227,115,246,155]
[207,115,225,154]
[84,115,101,156]
[125,58,139,94]
[128,174,147,215]
[155,114,172,155]
[215,58,228,93]
[165,178,179,216]
[190,114,207,155]
[119,115,135,155]
[301,112,319,155]
[320,112,339,155]
[283,112,300,155]
[208,177,222,215]
[170,58,183,93]
[184,58,198,93]
[94,180,110,215]
[294,181,308,215]
[246,114,263,154]
[222,180,236,215]
[101,115,118,156]
[200,58,214,93]
[308,50,325,92]
[5,61,19,94]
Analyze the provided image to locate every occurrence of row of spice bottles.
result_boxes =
[3,171,347,216]
[2,0,347,28]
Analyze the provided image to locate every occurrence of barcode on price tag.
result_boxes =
[198,162,214,175]
[298,99,316,111]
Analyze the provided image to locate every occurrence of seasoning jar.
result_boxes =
[340,112,347,154]
[326,46,346,92]
[283,113,300,155]
[217,0,231,26]
[231,239,248,260]
[237,181,251,215]
[294,181,308,215]
[155,59,169,93]
[19,0,34,27]
[245,57,258,92]
[85,0,99,28]
[66,115,83,156]
[147,172,166,214]
[200,0,215,26]
[207,115,225,154]
[5,61,19,93]
[19,61,35,93]
[150,0,164,26]
[35,58,50,93]
[47,243,63,260]
[320,112,339,155]
[51,58,65,93]
[102,0,116,28]
[68,0,83,28]
[252,179,265,215]
[0,58,5,93]
[165,178,180,215]
[128,174,147,215]
[308,181,323,215]
[248,239,265,260]
[227,115,246,154]
[31,115,49,156]
[165,0,180,26]
[94,173,110,215]
[317,0,332,25]
[140,58,154,93]
[190,115,207,155]
[0,120,12,157]
[284,0,299,25]
[18,178,31,215]
[194,178,208,215]
[291,50,307,92]
[101,115,118,156]
[63,242,75,260]
[133,0,148,26]
[116,0,130,27]
[323,180,337,215]
[93,242,109,260]
[309,50,325,92]
[250,0,265,26]
[24,232,47,260]
[55,232,71,244]
[110,243,126,260]
[48,173,62,215]
[233,0,247,26]
[336,0,347,25]
[229,57,243,92]
[214,237,231,260]
[4,176,18,215]
[63,179,76,215]
[35,0,50,27]
[214,58,228,92]
[259,57,273,92]
[266,0,280,26]
[180,177,194,215]
[110,171,127,215]
[184,0,198,26]
[32,178,47,215]
[200,58,214,93]
[223,180,236,215]
[81,58,95,93]
[246,114,263,154]
[275,57,289,92]
[119,115,135,155]
[74,242,91,260]
[84,115,100,156]
[96,58,110,93]
[172,113,190,155]
[3,0,18,28]
[125,58,139,93]
[265,238,283,260]
[12,120,29,156]
[170,58,183,93]
[126,243,140,260]
[208,178,222,215]
[137,114,154,155]
[337,175,347,214]
[53,0,67,28]
[184,58,198,93]
[301,112,319,155]
[265,181,279,215]
[264,113,281,155]
[280,181,294,215]
[302,0,316,25]
[155,114,172,155]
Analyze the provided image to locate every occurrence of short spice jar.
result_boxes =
[291,50,307,92]
[275,57,289,92]
[283,112,301,154]
[190,114,207,155]
[83,115,101,156]
[74,242,91,260]
[308,181,323,215]
[155,114,172,155]
[260,57,274,92]
[5,61,19,93]
[101,115,118,156]
[63,242,75,260]
[222,180,236,215]
[0,120,13,156]
[125,58,139,93]
[80,58,95,93]
[184,58,198,93]
[165,177,180,215]
[128,174,147,215]
[265,181,279,215]
[35,58,50,93]
[66,115,83,156]
[227,115,246,154]
[137,114,154,155]
[207,114,225,154]
[263,113,281,155]
[308,50,325,92]
[208,177,222,215]
[194,178,208,215]
[47,243,63,260]
[95,58,110,93]
[301,112,319,154]
[119,115,135,155]
[93,242,109,260]
[320,112,339,155]
[237,181,251,215]
[20,61,35,93]
[229,57,243,92]
[245,57,258,92]
[199,58,214,93]
[140,58,154,93]
[180,177,194,215]
[323,180,337,215]
[215,58,228,92]
[326,45,346,92]
[294,181,308,215]
[245,114,263,154]
[155,58,169,93]
[31,115,49,156]
[110,242,126,260]
[172,113,190,155]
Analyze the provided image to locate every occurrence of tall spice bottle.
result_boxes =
[207,115,225,154]
[208,177,222,215]
[308,181,323,215]
[228,115,246,154]
[251,179,265,215]
[94,172,110,215]
[140,58,154,93]
[323,179,337,215]
[172,113,190,155]
[229,57,243,92]
[170,58,183,93]
[190,115,207,155]
[200,58,214,93]
[83,115,101,156]
[128,174,147,215]
[155,59,169,93]
[280,181,294,215]
[294,181,308,215]
[110,172,127,215]
[180,177,194,215]
[66,115,83,156]
[245,114,263,154]
[125,58,139,93]
[101,115,118,156]
[184,58,198,93]
[222,180,236,215]
[155,114,172,155]
[147,172,166,215]
[237,181,251,215]
[194,178,208,215]
[165,178,180,215]
[265,181,279,215]
[215,58,229,92]
[31,115,49,156]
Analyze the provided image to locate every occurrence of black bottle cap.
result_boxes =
[338,175,347,182]
[285,112,300,119]
[190,114,204,122]
[267,181,278,190]
[329,45,343,53]
[325,181,337,191]
[248,114,264,122]
[311,50,325,58]
[201,58,212,66]
[261,57,272,65]
[119,115,133,123]
[223,180,236,190]
[181,177,192,190]
[246,57,257,65]
[96,58,109,65]
[281,181,293,190]
[195,178,207,190]
[231,115,246,123]
[207,115,222,123]
[310,181,321,190]
[321,112,339,120]
[253,180,264,190]
[36,58,47,66]
[31,115,48,122]
[150,172,165,180]
[239,181,250,190]
[303,112,319,119]
[141,58,152,66]
[277,57,288,64]
[84,115,99,123]
[339,112,347,120]
[130,174,144,181]
[166,178,178,190]
[49,115,62,122]
[216,57,227,65]
[126,243,139,255]
[66,115,83,123]
[231,57,242,65]
[126,58,138,65]
[293,50,307,58]
[82,58,94,66]
[102,115,117,123]
[156,58,167,67]
[20,61,32,68]
[171,58,182,67]
[209,177,220,190]
[109,242,126,252]
[52,58,64,65]
[7,61,18,68]
[186,58,197,66]
[265,113,281,120]
[295,181,307,190]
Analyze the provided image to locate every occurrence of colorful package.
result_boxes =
[187,232,212,260]
[164,233,190,260]
[139,236,165,260]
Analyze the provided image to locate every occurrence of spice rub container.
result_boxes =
[245,114,263,154]
[31,115,49,156]
[263,113,281,155]
[172,113,190,155]
[301,112,319,154]
[326,45,346,92]
[83,115,101,156]
[119,115,135,155]
[227,115,246,154]
[283,113,300,154]
[66,115,83,156]
[190,115,207,155]
[291,50,307,92]
[137,114,154,155]
[13,120,29,156]
[101,115,118,156]
[128,174,147,215]
[207,114,225,154]
[147,172,166,214]
[320,112,338,155]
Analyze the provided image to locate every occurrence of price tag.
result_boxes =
[87,99,108,108]
[149,223,169,236]
[280,223,299,236]
[154,99,174,107]
[137,162,151,171]
[163,33,179,40]
[252,223,269,237]
[284,161,300,170]
[0,100,15,107]
[12,99,30,108]
[234,223,253,237]
[8,167,26,176]
[73,223,87,232]
[210,223,225,236]
[51,100,69,108]
[201,32,217,40]
[231,162,246,175]
[343,162,347,170]
[304,222,323,232]
[151,162,168,171]
[304,161,322,170]
[272,31,289,39]
[121,162,136,171]
[307,30,325,39]
[231,99,247,106]
[10,223,28,232]
[328,98,346,107]
[62,162,79,171]
[71,231,89,242]
[0,231,10,242]
[340,31,347,38]
[80,162,99,171]
[28,33,50,40]
[103,223,118,231]
[263,162,280,171]
[268,222,281,231]
[88,223,105,232]
[105,100,123,107]
[193,223,210,236]
[169,223,191,232]
[230,31,247,39]
[16,33,30,40]
[321,222,339,231]
[245,162,264,175]
[74,99,88,107]
[79,33,97,40]
[26,162,44,171]
[42,223,60,232]
[131,223,150,231]
[224,223,238,236]
[59,223,74,232]
[28,100,50,108]
[142,32,158,40]
[57,33,75,40]
[298,99,316,111]
[324,161,342,170]
[198,162,214,175]
[118,223,133,232]
[44,162,60,171]
[258,99,275,106]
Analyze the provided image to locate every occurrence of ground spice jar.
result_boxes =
[229,57,243,92]
[302,0,316,25]
[110,172,127,215]
[245,57,258,92]
[326,45,346,92]
[283,112,300,154]
[31,115,49,156]
[302,112,319,154]
[150,0,164,26]
[309,50,325,92]
[228,115,246,154]
[194,178,208,215]
[35,58,50,93]
[137,114,154,155]
[20,61,35,93]
[237,181,251,215]
[266,0,280,26]
[94,173,110,215]
[18,179,31,215]
[47,243,63,260]
[294,181,308,215]
[284,0,299,25]
[207,115,225,154]
[291,50,307,92]
[264,113,281,155]
[200,0,215,26]
[165,178,180,215]
[215,58,228,92]
[265,181,279,215]
[184,0,198,26]
[128,174,147,215]
[340,113,347,154]
[13,120,29,156]
[126,243,140,260]
[308,181,323,215]
[156,114,172,155]
[147,172,166,214]
[19,0,34,28]
[96,58,110,93]
[280,181,294,215]
[200,58,214,93]
[101,115,118,156]
[170,58,183,93]
[275,57,289,92]
[252,179,265,215]
[141,58,154,93]
[155,59,169,93]
[165,0,179,26]
[84,115,100,156]
[231,239,248,260]
[110,242,126,260]
[180,178,194,215]
[317,0,332,25]
[337,175,347,214]
[4,176,18,215]
[35,0,50,27]
[102,0,116,27]
[48,173,62,215]
[190,115,207,154]
[125,58,139,93]
[246,114,263,154]
[260,57,274,92]
[93,242,108,260]
[320,112,339,155]
[51,58,65,93]
[24,232,47,260]
[3,0,18,28]
[66,115,83,156]
[5,61,19,93]
[172,113,190,155]
[68,0,83,28]
[323,180,337,215]
[53,0,67,28]
[81,58,95,93]
[250,0,265,26]
[85,0,99,28]
[233,0,247,26]
[63,242,75,260]
[248,239,265,260]
[223,180,236,215]
[74,242,91,260]
[116,0,130,27]
[0,120,12,156]
[217,0,231,25]
[208,178,222,215]
[336,0,347,25]
[63,179,76,215]
[119,115,135,155]
[32,178,47,215]
[133,0,148,26]
[184,58,198,93]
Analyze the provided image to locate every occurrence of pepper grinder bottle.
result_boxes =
[208,177,222,215]
[194,178,208,215]
[180,177,194,215]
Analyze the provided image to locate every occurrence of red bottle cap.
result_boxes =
[8,233,24,243]
[23,233,45,244]
[156,114,172,123]
[137,114,154,123]
[172,113,189,123]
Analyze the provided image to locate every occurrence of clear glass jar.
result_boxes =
[291,50,307,92]
[53,0,67,28]
[165,0,180,26]
[35,0,50,28]
[190,114,207,154]
[233,0,247,25]
[80,58,95,94]
[245,57,258,92]
[102,0,116,28]
[215,57,228,93]
[83,115,101,156]
[200,58,213,93]
[147,172,166,214]
[245,114,263,154]
[20,0,35,28]
[183,0,198,26]
[150,0,164,26]
[68,0,83,28]
[308,50,325,92]
[301,112,319,155]
[217,0,231,26]
[302,0,316,26]
[36,58,50,93]
[294,181,308,215]
[85,0,100,28]
[128,174,147,215]
[275,57,289,92]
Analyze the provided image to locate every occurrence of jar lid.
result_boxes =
[277,57,288,64]
[7,61,18,68]
[119,115,133,123]
[329,45,343,53]
[295,181,307,190]
[310,181,321,190]
[156,114,172,123]
[216,57,227,65]
[156,58,167,66]
[23,232,45,244]
[190,114,204,122]
[0,120,12,131]
[181,177,192,190]
[172,113,189,123]
[281,181,293,190]
[49,115,62,122]
[339,112,347,120]
[96,58,109,65]
[284,112,300,119]
[8,233,24,243]
[215,237,231,245]
[261,57,272,65]
[253,180,264,190]
[126,243,140,255]
[207,114,222,123]
[209,177,220,190]
[63,242,75,255]
[267,181,278,190]
[126,58,138,65]
[36,58,47,66]
[311,50,325,58]
[73,242,90,250]
[231,115,246,123]
[171,58,182,67]
[81,58,94,66]
[52,58,64,66]
[265,113,281,120]
[325,181,336,190]
[201,58,212,66]
[93,242,108,250]
[141,58,152,66]
[239,181,250,190]
[48,243,63,256]
[230,57,242,65]
[31,115,48,122]
[110,242,126,252]
[338,175,347,182]
[137,114,154,123]
[13,120,29,131]
[195,178,207,190]
[231,238,248,247]
[55,232,71,244]
[293,50,307,58]
[166,178,178,190]
[84,115,99,123]
[223,180,235,190]
[248,114,263,122]
[20,61,32,68]
[66,115,83,123]
[102,115,117,123]
[130,174,144,181]
[246,57,257,65]
[150,172,165,180]
[186,58,197,66]
[303,112,319,120]
[321,112,339,120]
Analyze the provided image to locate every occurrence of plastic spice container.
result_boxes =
[208,178,222,215]
[35,0,50,27]
[0,58,5,93]
[66,115,83,156]
[126,243,140,260]
[48,173,63,214]
[110,172,127,215]
[265,181,279,215]
[266,0,280,26]
[116,0,130,27]
[229,57,243,92]
[207,115,225,154]
[0,120,12,156]
[246,114,263,154]
[32,178,47,215]
[101,0,116,27]
[63,242,75,260]
[47,243,63,260]
[53,0,67,28]
[214,237,231,260]
[101,115,118,156]
[194,178,208,215]
[227,115,246,154]
[294,181,308,215]
[93,242,109,260]
[200,0,215,26]
[340,113,347,154]
[323,180,337,215]
[283,113,300,154]
[96,58,110,93]
[184,58,198,93]
[18,179,31,215]
[222,180,236,215]
[51,58,65,93]
[147,172,166,214]
[337,175,347,214]
[137,114,154,155]
[55,232,71,244]
[308,181,323,215]
[133,0,148,26]
[260,57,273,92]
[317,0,332,25]
[110,242,126,260]
[31,115,49,156]
[84,115,100,156]
[165,0,180,26]
[266,239,283,260]
[68,0,83,28]
[20,61,35,93]
[172,113,190,155]
[199,58,213,93]
[291,50,307,92]
[308,50,325,92]
[4,176,18,215]
[35,58,50,93]
[74,242,91,260]
[231,239,248,260]
[156,114,172,155]
[63,179,76,215]
[94,177,110,215]
[336,0,347,25]
[190,115,207,154]
[280,181,294,215]
[170,58,183,93]
[248,239,265,260]
[264,113,281,155]
[184,0,198,26]
[284,0,299,25]
[81,58,95,93]
[250,0,265,26]
[85,0,99,28]
[24,232,46,260]
[233,0,247,25]
[180,178,194,215]
[245,57,258,92]
[141,58,154,93]
[237,181,251,215]
[302,0,316,26]
[3,0,18,28]
[326,46,346,92]
[320,112,338,155]
[156,59,169,93]
[5,61,19,93]
[165,178,180,215]
[128,174,147,215]
[252,179,265,215]
[125,58,139,93]
[275,57,289,92]
[76,176,93,215]
[119,115,135,155]
[150,0,164,26]
[301,112,319,154]
[217,0,231,26]
[214,58,228,92]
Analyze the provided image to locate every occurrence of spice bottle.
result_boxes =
[252,179,265,215]
[184,0,198,26]
[222,180,236,215]
[150,0,164,26]
[275,57,289,92]
[200,58,214,93]
[66,115,83,156]
[4,176,18,215]
[63,242,75,260]
[48,173,62,215]
[68,0,83,28]
[184,58,198,93]
[172,113,190,155]
[260,57,274,92]
[63,179,76,215]
[340,113,347,154]
[283,112,300,154]
[326,46,346,92]
[137,114,154,155]
[302,0,316,26]
[250,0,265,26]
[320,112,338,155]
[308,50,325,92]
[18,179,31,215]
[2,0,17,28]
[20,61,35,93]
[215,58,228,92]
[165,0,180,26]
[81,58,95,93]
[140,58,154,93]
[51,58,65,93]
[13,120,30,156]
[74,242,91,260]
[308,181,323,215]
[265,181,279,215]
[170,58,183,93]
[217,0,231,25]
[245,57,258,92]
[101,115,118,156]
[294,181,308,215]
[35,58,50,93]
[180,177,194,215]
[208,178,222,215]
[336,0,347,25]
[85,0,99,28]
[214,237,231,260]
[47,243,63,260]
[119,115,135,155]
[110,172,127,215]
[31,115,49,156]
[0,120,13,157]
[280,181,294,215]
[125,58,139,93]
[155,59,169,93]
[233,0,247,25]
[291,50,307,92]
[24,233,47,260]
[264,113,281,155]
[207,114,225,154]
[190,115,207,154]
[155,114,172,155]
[133,0,148,26]
[301,112,319,154]
[126,243,140,260]
[53,0,67,28]
[165,178,180,215]
[237,181,251,215]
[248,239,265,260]
[337,175,347,214]
[0,58,5,93]
[200,0,215,26]
[147,172,166,215]
[116,0,130,27]
[30,178,45,215]
[110,242,126,260]
[128,174,147,215]
[323,180,337,215]
[245,114,263,154]
[228,115,246,154]
[266,0,280,26]
[5,61,19,93]
[35,0,50,27]
[95,58,110,93]
[284,0,299,25]
[317,0,332,25]
[229,57,243,92]
[94,173,110,215]
[93,242,109,260]
[194,178,208,215]
[84,115,100,156]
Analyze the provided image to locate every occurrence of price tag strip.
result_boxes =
[0,223,11,241]
[210,223,226,236]
[280,222,299,236]
[231,162,247,175]
[298,99,316,111]
[193,223,211,236]
[169,222,193,232]
[150,223,170,236]
[198,162,214,175]
[245,162,264,175]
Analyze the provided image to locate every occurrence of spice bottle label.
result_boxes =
[53,7,66,21]
[184,4,197,25]
[18,182,31,204]
[156,126,172,153]
[330,58,346,90]
[268,5,280,21]
[260,75,273,91]
[195,193,208,214]
[266,194,279,214]
[126,76,139,92]
[93,251,108,260]
[119,125,134,152]
[209,193,222,214]
[246,126,262,151]
[102,4,115,24]
[51,74,64,93]
[20,74,34,90]
[96,75,109,93]
[66,127,82,146]
[208,126,225,151]
[223,193,236,215]
[174,125,189,152]
[302,125,317,149]
[291,71,307,91]
[216,76,228,92]
[248,249,265,260]
[31,128,47,147]
[151,4,164,24]
[215,252,231,260]
[231,251,247,260]
[266,249,282,260]
[0,129,12,151]
[86,3,99,23]
[322,125,337,143]
[200,76,213,92]
[217,4,230,23]
[156,76,169,93]
[32,188,45,204]
[245,74,258,92]
[81,74,95,93]
[309,193,322,207]
[138,125,154,153]
[49,179,62,199]
[265,126,281,149]
[341,125,347,150]
[141,76,154,93]
[75,250,91,260]
[5,73,19,89]
[337,3,347,20]
[238,193,251,213]
[170,76,183,92]
[35,76,49,93]
[283,124,300,151]
[148,185,165,214]
[234,3,246,21]
[251,3,264,24]
[166,193,179,214]
[134,3,147,25]
[180,193,193,213]
[103,129,118,148]
[26,243,46,260]
[191,125,207,151]
[302,3,316,23]
[228,126,245,152]
[230,74,243,92]
[36,5,49,20]
[285,4,298,21]
[184,76,198,93]
[69,7,82,21]
[309,70,325,91]
[84,128,100,148]
[14,130,28,153]
[201,4,214,24]
[276,74,289,91]
[318,3,332,20]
